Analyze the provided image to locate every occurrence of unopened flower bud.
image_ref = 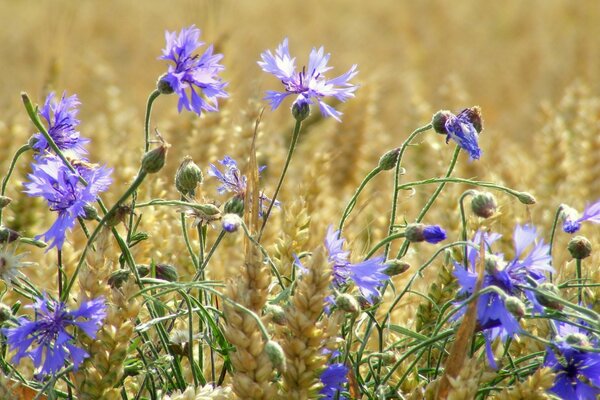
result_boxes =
[484,254,504,275]
[565,333,589,347]
[264,340,286,372]
[222,213,242,233]
[175,156,203,196]
[137,264,150,277]
[505,296,526,318]
[432,110,453,134]
[383,259,410,276]
[0,196,12,209]
[516,192,536,205]
[535,283,563,310]
[142,142,170,174]
[335,293,360,315]
[292,99,310,122]
[155,264,179,282]
[82,204,98,220]
[223,195,244,216]
[568,236,592,259]
[108,269,131,289]
[0,303,12,323]
[264,304,287,325]
[378,148,400,171]
[471,191,497,218]
[156,74,174,95]
[405,223,447,244]
[381,351,398,366]
[0,226,20,244]
[463,106,483,133]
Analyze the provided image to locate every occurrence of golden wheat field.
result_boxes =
[0,1,599,399]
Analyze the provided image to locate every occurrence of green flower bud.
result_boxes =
[137,264,150,277]
[505,296,526,318]
[292,100,310,122]
[471,191,497,218]
[335,293,360,315]
[564,333,589,347]
[264,340,286,372]
[0,196,12,209]
[383,259,410,276]
[535,283,563,310]
[264,304,287,325]
[222,213,242,233]
[156,74,174,95]
[432,110,453,134]
[155,264,179,282]
[0,303,12,323]
[224,195,244,216]
[484,254,505,274]
[82,204,98,221]
[108,269,131,289]
[0,226,20,244]
[516,192,536,205]
[378,148,400,171]
[568,236,592,259]
[175,156,203,196]
[141,142,170,174]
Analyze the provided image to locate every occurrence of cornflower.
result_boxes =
[561,199,600,234]
[158,25,228,115]
[2,295,106,376]
[32,92,89,156]
[258,38,358,121]
[453,225,553,367]
[24,155,112,250]
[319,363,349,399]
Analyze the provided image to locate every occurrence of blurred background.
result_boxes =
[1,0,599,296]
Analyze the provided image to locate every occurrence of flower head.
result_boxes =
[207,156,278,215]
[24,156,112,250]
[562,200,600,234]
[544,323,600,399]
[258,38,358,121]
[443,108,482,160]
[159,25,228,115]
[320,363,349,399]
[453,225,553,367]
[405,223,447,244]
[2,295,106,376]
[324,226,388,302]
[32,92,89,156]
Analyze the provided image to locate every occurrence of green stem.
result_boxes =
[459,190,477,267]
[258,119,302,242]
[385,123,432,258]
[576,258,583,305]
[338,166,381,234]
[57,250,63,299]
[144,90,161,153]
[365,232,406,259]
[0,144,30,226]
[548,205,563,282]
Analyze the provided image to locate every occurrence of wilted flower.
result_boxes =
[561,200,600,234]
[32,92,89,156]
[258,38,358,121]
[158,25,228,115]
[320,363,349,399]
[24,155,112,250]
[0,243,34,284]
[453,225,553,368]
[2,295,106,376]
[207,156,278,215]
[544,323,600,399]
[434,108,482,160]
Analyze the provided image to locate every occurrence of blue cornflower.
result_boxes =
[562,200,600,234]
[320,363,349,399]
[207,156,278,215]
[2,295,106,376]
[24,156,112,250]
[453,225,553,368]
[444,109,482,160]
[544,323,600,399]
[32,92,89,156]
[324,226,388,302]
[159,25,228,116]
[405,223,447,244]
[258,38,358,121]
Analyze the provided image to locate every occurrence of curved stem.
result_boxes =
[0,144,30,226]
[144,90,161,153]
[365,231,406,260]
[338,166,381,234]
[258,119,302,242]
[459,190,477,268]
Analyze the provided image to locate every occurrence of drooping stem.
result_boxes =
[459,190,477,268]
[144,90,161,153]
[258,119,302,242]
[338,166,382,234]
[0,144,31,226]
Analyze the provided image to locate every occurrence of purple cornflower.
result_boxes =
[323,226,388,302]
[562,200,600,234]
[207,156,278,215]
[544,323,600,399]
[2,295,106,376]
[32,92,89,156]
[320,363,349,399]
[258,38,358,121]
[159,25,228,116]
[444,109,482,160]
[453,225,553,368]
[406,223,447,244]
[24,155,112,250]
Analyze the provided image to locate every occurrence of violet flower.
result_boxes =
[319,363,349,399]
[562,200,600,234]
[24,155,112,250]
[444,109,482,160]
[159,25,228,115]
[2,295,106,376]
[258,38,358,121]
